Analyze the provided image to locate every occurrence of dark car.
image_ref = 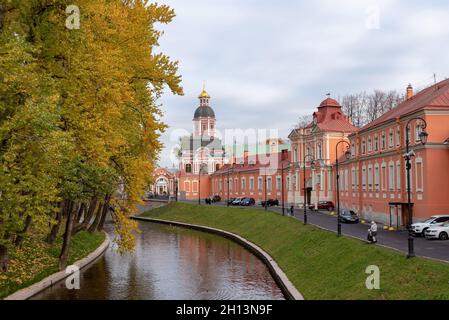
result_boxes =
[211,195,221,203]
[241,198,255,206]
[338,210,360,224]
[261,199,279,207]
[227,198,236,205]
[309,201,335,211]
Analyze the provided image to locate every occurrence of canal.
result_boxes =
[32,221,285,300]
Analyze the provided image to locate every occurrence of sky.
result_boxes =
[154,0,449,168]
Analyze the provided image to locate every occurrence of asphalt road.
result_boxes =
[177,200,449,263]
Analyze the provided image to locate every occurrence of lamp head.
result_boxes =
[419,130,429,146]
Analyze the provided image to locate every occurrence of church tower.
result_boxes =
[193,84,216,137]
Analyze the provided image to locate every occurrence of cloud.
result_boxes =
[154,0,449,167]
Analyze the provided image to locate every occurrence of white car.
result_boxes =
[410,215,449,236]
[424,222,449,240]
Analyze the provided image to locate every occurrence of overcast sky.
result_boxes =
[155,0,449,168]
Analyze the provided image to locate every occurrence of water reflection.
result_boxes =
[32,222,284,300]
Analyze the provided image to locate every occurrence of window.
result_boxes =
[396,127,401,146]
[339,170,344,190]
[351,168,356,191]
[351,143,356,158]
[389,163,395,191]
[184,181,190,192]
[267,177,272,191]
[215,163,220,171]
[344,170,349,191]
[286,177,290,191]
[396,162,401,191]
[416,159,423,192]
[381,164,387,191]
[362,167,367,191]
[317,143,323,159]
[241,178,246,191]
[368,137,372,152]
[276,176,281,191]
[258,177,263,191]
[415,124,423,142]
[229,179,233,192]
[362,140,366,155]
[381,133,386,150]
[368,166,373,191]
[219,179,222,192]
[249,177,254,191]
[374,165,379,191]
[328,171,333,191]
[374,136,379,151]
[185,164,192,173]
[389,130,394,147]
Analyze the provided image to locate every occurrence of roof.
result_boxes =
[180,135,223,152]
[308,98,358,133]
[194,105,215,119]
[361,78,449,131]
[212,151,291,176]
[319,98,341,108]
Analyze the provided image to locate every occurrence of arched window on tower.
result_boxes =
[185,164,192,173]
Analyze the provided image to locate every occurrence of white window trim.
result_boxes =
[415,157,424,193]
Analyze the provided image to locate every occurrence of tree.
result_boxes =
[0,0,183,271]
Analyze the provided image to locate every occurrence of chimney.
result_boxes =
[406,84,414,100]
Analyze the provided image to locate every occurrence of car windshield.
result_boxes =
[423,218,435,224]
[442,222,449,227]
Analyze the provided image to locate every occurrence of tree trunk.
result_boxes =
[14,215,32,248]
[97,194,111,231]
[75,203,86,224]
[0,244,8,272]
[88,199,104,233]
[59,201,75,270]
[47,202,65,244]
[73,197,98,234]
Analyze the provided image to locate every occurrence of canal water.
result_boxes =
[32,221,284,300]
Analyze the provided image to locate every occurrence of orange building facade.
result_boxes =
[176,80,449,226]
[338,80,449,227]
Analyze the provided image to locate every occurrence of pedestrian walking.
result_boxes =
[368,221,378,244]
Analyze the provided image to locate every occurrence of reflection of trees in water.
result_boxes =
[33,222,283,300]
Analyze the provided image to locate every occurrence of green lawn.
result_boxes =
[0,231,105,299]
[142,202,449,300]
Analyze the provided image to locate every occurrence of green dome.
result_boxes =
[194,106,215,119]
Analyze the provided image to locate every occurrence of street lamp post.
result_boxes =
[175,177,178,202]
[198,163,207,205]
[405,117,429,258]
[335,141,352,237]
[303,155,315,225]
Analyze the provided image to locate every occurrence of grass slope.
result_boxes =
[0,231,105,299]
[143,202,449,300]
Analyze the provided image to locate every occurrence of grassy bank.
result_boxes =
[0,231,105,299]
[143,202,449,300]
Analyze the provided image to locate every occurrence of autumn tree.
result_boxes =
[0,0,182,271]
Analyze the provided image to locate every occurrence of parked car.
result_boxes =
[261,199,279,207]
[227,198,236,205]
[338,210,360,224]
[309,201,335,211]
[241,198,255,206]
[411,215,449,236]
[211,195,221,203]
[231,198,244,206]
[424,222,449,240]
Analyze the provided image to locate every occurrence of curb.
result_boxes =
[4,232,110,300]
[132,216,304,301]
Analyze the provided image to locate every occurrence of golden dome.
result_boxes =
[199,89,210,99]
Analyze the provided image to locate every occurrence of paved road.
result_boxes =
[179,200,449,263]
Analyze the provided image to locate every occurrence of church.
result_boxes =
[177,86,225,201]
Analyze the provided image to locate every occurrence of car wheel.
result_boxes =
[439,232,448,241]
[421,228,428,237]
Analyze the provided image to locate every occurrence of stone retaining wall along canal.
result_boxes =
[132,216,304,301]
[4,233,110,300]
